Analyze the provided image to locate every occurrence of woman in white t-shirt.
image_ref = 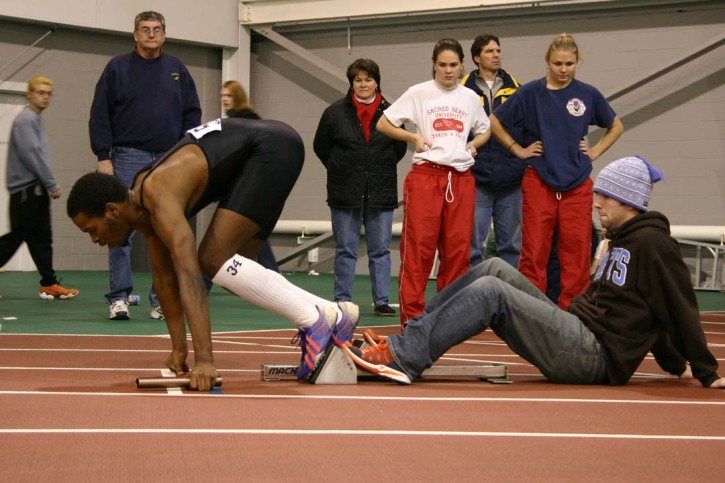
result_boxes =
[377,38,491,326]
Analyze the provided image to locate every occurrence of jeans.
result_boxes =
[470,183,522,268]
[106,147,164,305]
[387,258,607,384]
[331,204,393,306]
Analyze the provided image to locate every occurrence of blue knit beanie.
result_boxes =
[593,156,665,211]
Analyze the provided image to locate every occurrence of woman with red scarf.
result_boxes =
[314,59,407,317]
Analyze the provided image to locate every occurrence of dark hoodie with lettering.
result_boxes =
[568,211,720,387]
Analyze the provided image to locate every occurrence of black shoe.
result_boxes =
[374,304,396,316]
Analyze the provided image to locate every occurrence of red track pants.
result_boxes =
[398,162,475,325]
[519,168,593,309]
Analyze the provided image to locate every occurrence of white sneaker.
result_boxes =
[109,299,129,320]
[150,303,164,320]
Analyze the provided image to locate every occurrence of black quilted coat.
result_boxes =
[313,93,407,209]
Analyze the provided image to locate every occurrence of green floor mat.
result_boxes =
[0,270,722,335]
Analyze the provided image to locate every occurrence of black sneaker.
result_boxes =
[374,304,396,316]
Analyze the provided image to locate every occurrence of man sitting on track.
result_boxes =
[344,156,723,389]
[67,117,359,391]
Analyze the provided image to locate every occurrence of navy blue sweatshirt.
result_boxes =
[569,212,720,387]
[89,50,201,161]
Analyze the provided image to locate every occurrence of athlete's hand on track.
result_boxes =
[165,349,190,376]
[189,361,218,392]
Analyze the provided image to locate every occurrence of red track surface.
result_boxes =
[1,314,723,481]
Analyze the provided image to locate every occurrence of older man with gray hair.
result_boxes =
[89,10,201,321]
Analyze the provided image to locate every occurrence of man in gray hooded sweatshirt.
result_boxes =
[0,75,78,300]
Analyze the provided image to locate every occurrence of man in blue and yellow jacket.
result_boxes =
[462,34,525,268]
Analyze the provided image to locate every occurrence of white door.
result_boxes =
[0,91,36,271]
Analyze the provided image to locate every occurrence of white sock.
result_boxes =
[211,255,338,328]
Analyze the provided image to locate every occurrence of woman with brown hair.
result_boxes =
[314,59,407,317]
[376,39,491,325]
[220,80,278,271]
[489,33,623,309]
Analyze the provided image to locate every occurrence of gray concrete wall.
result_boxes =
[249,6,725,275]
[0,0,240,47]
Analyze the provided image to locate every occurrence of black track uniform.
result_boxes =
[137,117,304,238]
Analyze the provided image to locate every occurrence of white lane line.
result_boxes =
[0,333,169,338]
[11,352,723,363]
[211,340,297,350]
[0,348,298,354]
[213,336,298,340]
[437,355,528,366]
[0,366,257,373]
[159,368,183,396]
[0,349,172,353]
[463,340,508,346]
[0,348,535,359]
[0,428,721,440]
[439,353,525,358]
[0,391,723,405]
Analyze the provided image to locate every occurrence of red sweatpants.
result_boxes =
[519,168,593,309]
[399,162,475,325]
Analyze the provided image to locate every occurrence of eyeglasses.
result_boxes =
[137,27,164,36]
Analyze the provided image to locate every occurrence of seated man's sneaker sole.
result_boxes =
[39,292,78,300]
[341,343,411,385]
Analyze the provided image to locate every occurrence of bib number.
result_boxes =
[187,119,222,139]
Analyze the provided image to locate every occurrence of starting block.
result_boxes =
[262,345,358,385]
[262,344,508,384]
